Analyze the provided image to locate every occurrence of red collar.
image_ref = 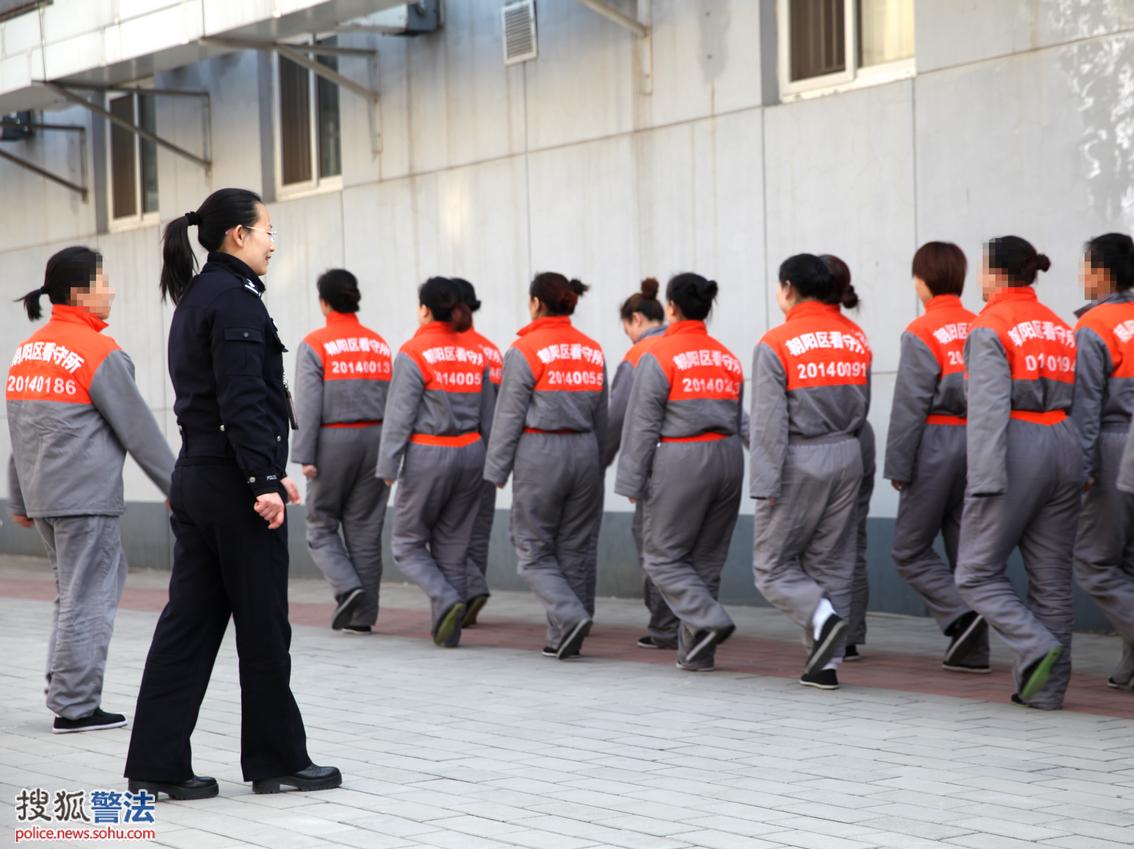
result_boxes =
[985,286,1038,309]
[326,311,360,327]
[785,301,839,322]
[518,315,572,336]
[925,294,963,312]
[664,320,707,337]
[51,304,107,333]
[414,320,452,338]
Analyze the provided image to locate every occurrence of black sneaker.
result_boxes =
[800,668,840,690]
[541,645,557,657]
[943,657,991,674]
[804,614,847,677]
[252,763,342,795]
[53,708,127,734]
[943,612,987,666]
[686,624,735,665]
[127,775,218,801]
[462,594,489,627]
[1107,676,1134,691]
[637,635,677,650]
[556,619,591,660]
[676,660,715,672]
[340,625,372,635]
[332,588,365,631]
[844,643,861,661]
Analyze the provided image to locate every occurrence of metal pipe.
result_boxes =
[577,0,648,38]
[0,147,87,199]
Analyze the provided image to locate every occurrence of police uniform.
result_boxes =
[125,252,312,784]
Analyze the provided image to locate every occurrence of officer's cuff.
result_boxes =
[247,470,283,497]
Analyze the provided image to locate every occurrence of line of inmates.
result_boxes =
[8,225,1134,772]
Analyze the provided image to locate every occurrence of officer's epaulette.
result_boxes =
[242,278,264,300]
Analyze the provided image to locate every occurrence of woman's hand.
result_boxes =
[282,476,301,504]
[11,514,33,529]
[385,479,396,487]
[302,464,317,480]
[891,480,908,492]
[254,493,286,529]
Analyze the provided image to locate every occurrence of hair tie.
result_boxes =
[185,211,201,226]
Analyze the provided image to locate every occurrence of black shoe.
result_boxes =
[1019,646,1063,702]
[253,763,342,795]
[332,588,365,631]
[800,668,840,690]
[1107,676,1134,691]
[637,635,677,650]
[943,658,991,674]
[804,614,847,677]
[541,645,558,657]
[52,708,127,734]
[433,602,466,647]
[675,660,715,672]
[943,612,987,666]
[556,619,591,660]
[127,776,218,801]
[462,594,489,627]
[844,643,861,661]
[686,624,735,665]
[339,625,372,635]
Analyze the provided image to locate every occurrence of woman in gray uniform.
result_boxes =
[377,277,492,648]
[484,273,608,660]
[293,269,392,633]
[603,277,678,650]
[1071,233,1134,691]
[615,273,745,672]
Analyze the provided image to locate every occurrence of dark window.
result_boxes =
[279,54,312,185]
[316,44,341,179]
[138,94,159,214]
[789,0,846,82]
[109,95,138,219]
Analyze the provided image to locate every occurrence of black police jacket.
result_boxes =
[168,251,292,497]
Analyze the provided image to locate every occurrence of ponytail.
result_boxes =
[160,189,262,304]
[17,246,102,321]
[530,271,588,316]
[452,277,482,313]
[619,276,664,322]
[666,272,719,321]
[819,254,860,309]
[985,235,1050,287]
[419,276,473,332]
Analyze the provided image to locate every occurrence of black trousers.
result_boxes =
[124,463,310,782]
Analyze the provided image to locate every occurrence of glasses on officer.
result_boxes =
[243,226,279,244]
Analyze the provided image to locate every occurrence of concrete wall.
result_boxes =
[2,0,1132,631]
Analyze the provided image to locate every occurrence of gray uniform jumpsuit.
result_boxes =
[376,320,492,645]
[604,324,679,645]
[884,294,986,662]
[7,304,174,719]
[955,286,1081,709]
[751,302,872,665]
[615,320,745,669]
[484,315,608,648]
[1071,289,1134,687]
[848,420,875,648]
[292,311,392,628]
[462,327,503,604]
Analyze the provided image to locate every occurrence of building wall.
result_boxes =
[1,0,1132,629]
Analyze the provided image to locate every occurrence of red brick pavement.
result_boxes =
[3,575,1131,719]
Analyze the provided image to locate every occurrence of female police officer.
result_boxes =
[124,188,340,799]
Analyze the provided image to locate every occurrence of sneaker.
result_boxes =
[804,614,847,677]
[556,619,591,660]
[1018,646,1063,702]
[1106,675,1133,691]
[332,588,365,631]
[844,643,861,661]
[541,645,557,658]
[800,669,840,690]
[433,602,466,647]
[637,635,677,650]
[462,594,489,628]
[339,625,372,635]
[942,658,992,674]
[943,612,987,666]
[53,708,127,734]
[675,660,715,672]
[686,624,735,665]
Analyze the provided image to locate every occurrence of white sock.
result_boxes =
[824,657,842,671]
[811,597,835,641]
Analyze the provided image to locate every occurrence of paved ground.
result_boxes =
[1,554,1133,849]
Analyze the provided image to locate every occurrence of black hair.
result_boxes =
[317,268,361,313]
[778,253,844,306]
[818,254,861,309]
[160,188,263,304]
[984,235,1051,287]
[530,272,588,316]
[666,272,718,321]
[619,277,665,322]
[18,246,102,321]
[911,241,967,297]
[452,277,482,313]
[1085,233,1134,292]
[419,276,472,332]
